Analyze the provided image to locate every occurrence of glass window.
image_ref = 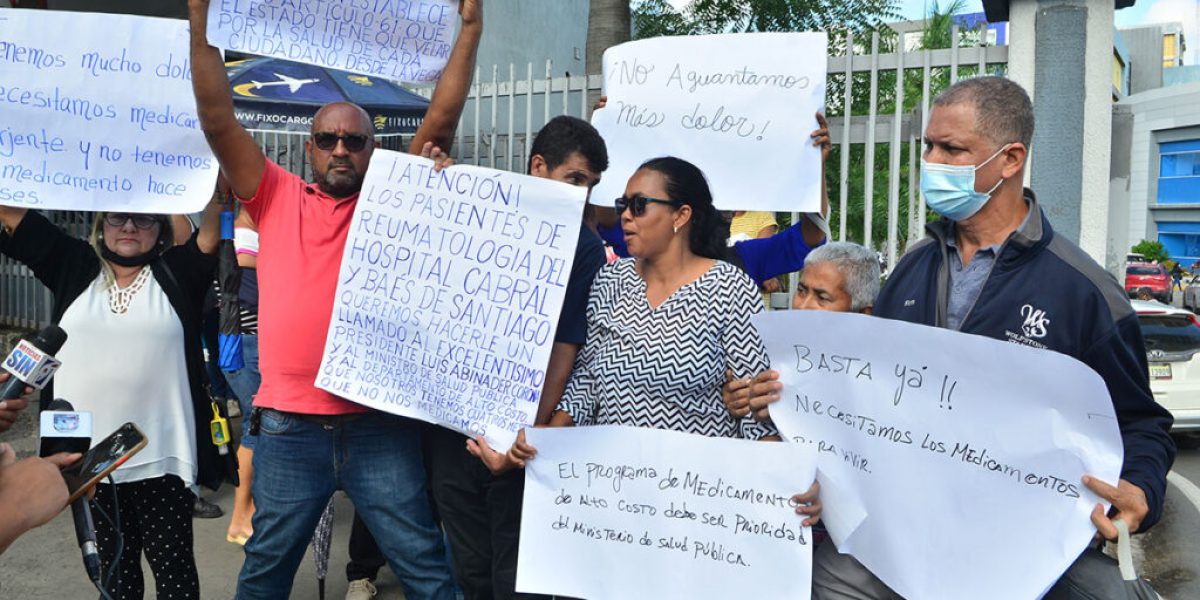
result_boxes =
[1139,315,1200,354]
[1164,34,1178,60]
[1128,266,1164,276]
[1161,152,1200,177]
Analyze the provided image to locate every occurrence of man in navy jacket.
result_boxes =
[814,76,1175,598]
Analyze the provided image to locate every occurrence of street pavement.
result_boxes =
[0,409,407,600]
[1138,443,1200,598]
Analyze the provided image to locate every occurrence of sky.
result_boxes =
[665,0,1200,63]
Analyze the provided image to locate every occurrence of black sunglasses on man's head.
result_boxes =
[311,132,370,153]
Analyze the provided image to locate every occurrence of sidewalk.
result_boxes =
[0,408,407,599]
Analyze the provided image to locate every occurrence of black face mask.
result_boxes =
[99,236,167,267]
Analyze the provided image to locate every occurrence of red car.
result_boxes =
[1125,262,1172,303]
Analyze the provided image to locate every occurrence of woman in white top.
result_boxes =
[0,197,225,600]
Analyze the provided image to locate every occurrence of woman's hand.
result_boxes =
[793,481,822,527]
[466,429,538,475]
[723,370,782,421]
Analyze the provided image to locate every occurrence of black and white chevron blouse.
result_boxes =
[559,258,777,440]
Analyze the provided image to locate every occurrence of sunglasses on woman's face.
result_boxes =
[614,195,683,217]
[311,132,370,153]
[104,214,159,230]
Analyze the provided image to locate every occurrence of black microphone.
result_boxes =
[71,501,101,583]
[44,398,102,584]
[1,325,68,399]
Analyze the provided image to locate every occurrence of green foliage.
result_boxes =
[824,0,991,248]
[1131,240,1169,264]
[632,0,900,38]
[632,0,698,38]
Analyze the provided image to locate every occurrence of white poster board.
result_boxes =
[517,426,817,599]
[0,11,218,212]
[206,0,459,83]
[589,33,826,212]
[316,150,585,449]
[753,310,1124,600]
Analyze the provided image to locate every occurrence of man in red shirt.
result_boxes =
[188,1,482,597]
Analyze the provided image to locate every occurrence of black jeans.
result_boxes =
[92,475,200,600]
[427,427,547,600]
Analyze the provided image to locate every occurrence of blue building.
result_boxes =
[1109,23,1200,270]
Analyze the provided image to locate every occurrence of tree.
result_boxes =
[1131,240,1169,264]
[825,0,989,249]
[587,0,632,75]
[633,0,900,38]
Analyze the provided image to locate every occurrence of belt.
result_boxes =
[264,408,370,428]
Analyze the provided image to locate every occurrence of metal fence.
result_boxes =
[1,213,91,329]
[0,27,1008,327]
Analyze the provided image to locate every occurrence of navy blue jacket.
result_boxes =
[875,191,1176,530]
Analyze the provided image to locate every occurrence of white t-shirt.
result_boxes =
[56,271,198,487]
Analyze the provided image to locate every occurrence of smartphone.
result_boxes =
[62,422,148,503]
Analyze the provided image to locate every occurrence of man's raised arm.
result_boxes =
[408,0,483,155]
[188,0,265,200]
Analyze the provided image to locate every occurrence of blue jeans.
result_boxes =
[237,409,456,599]
[224,334,261,449]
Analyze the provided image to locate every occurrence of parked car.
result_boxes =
[1133,299,1200,446]
[1184,279,1200,312]
[1126,262,1172,303]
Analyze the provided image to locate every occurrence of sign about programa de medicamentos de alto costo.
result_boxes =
[0,11,219,213]
[590,33,826,212]
[207,0,458,83]
[517,426,818,600]
[317,150,586,450]
[752,310,1124,600]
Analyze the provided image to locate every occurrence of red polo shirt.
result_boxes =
[241,160,368,415]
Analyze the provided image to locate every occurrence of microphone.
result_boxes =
[1,325,67,399]
[44,398,102,584]
[71,501,101,583]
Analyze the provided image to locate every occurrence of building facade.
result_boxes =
[1110,23,1200,271]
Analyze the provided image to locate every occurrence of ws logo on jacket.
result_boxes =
[1006,304,1050,349]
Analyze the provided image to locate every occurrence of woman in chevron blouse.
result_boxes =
[547,156,778,440]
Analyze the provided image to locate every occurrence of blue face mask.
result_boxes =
[920,144,1010,221]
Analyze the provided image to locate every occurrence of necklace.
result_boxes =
[108,267,151,314]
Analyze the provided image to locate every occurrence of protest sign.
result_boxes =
[752,310,1125,600]
[316,150,585,450]
[589,33,826,212]
[517,426,817,599]
[0,11,218,213]
[206,0,458,83]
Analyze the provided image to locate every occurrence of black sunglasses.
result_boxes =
[312,132,370,152]
[615,195,684,217]
[104,213,160,230]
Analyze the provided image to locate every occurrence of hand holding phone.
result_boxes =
[63,423,147,503]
